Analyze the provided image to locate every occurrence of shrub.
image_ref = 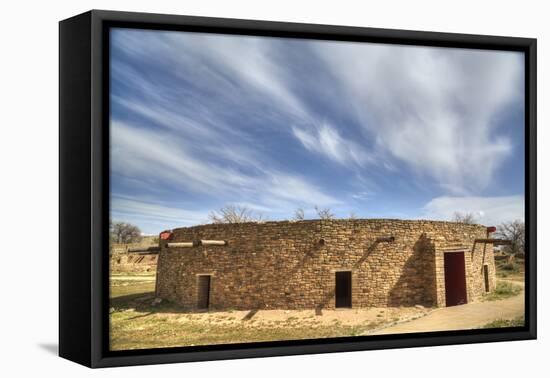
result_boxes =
[483,281,522,301]
[501,262,520,272]
[481,316,524,328]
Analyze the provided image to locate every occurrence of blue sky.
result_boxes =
[109,28,525,235]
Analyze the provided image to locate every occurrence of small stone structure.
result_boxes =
[110,253,158,274]
[110,242,159,274]
[155,219,497,310]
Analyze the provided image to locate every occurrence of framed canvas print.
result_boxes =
[59,10,537,368]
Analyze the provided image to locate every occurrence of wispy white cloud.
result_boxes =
[422,195,524,226]
[292,122,372,167]
[110,63,253,143]
[111,120,340,215]
[263,174,341,207]
[113,29,369,173]
[351,191,371,201]
[113,30,312,124]
[111,121,258,194]
[315,43,523,194]
[166,33,313,122]
[111,195,211,232]
[109,29,524,233]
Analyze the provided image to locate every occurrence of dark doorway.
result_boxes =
[197,275,211,310]
[444,252,467,306]
[483,265,490,292]
[335,271,352,308]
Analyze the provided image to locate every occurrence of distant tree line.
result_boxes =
[208,205,264,224]
[452,211,477,224]
[450,212,525,256]
[496,219,525,257]
[208,204,358,224]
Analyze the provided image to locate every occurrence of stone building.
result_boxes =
[155,219,498,311]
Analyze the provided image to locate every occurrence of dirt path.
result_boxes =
[368,293,524,335]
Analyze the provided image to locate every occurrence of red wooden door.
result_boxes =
[444,252,467,306]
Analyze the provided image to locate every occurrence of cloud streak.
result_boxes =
[422,195,525,226]
[111,118,341,233]
[111,195,210,225]
[109,28,525,233]
[292,122,372,167]
[315,43,523,193]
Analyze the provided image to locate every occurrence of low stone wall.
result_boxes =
[110,253,158,274]
[156,219,495,310]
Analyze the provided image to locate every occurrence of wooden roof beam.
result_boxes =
[474,238,512,245]
[201,240,227,246]
[166,240,227,248]
[127,246,160,254]
[167,241,200,248]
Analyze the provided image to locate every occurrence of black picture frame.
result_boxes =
[59,9,537,368]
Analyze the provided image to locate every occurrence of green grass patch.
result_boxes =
[482,281,522,302]
[110,281,155,299]
[481,316,524,329]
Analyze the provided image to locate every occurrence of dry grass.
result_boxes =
[481,316,525,329]
[109,256,526,350]
[495,258,525,279]
[110,310,388,350]
[482,281,523,302]
[109,276,428,351]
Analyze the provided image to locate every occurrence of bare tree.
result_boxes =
[315,205,335,220]
[348,211,358,220]
[208,205,263,224]
[110,221,142,244]
[496,220,525,257]
[294,208,305,220]
[452,212,477,224]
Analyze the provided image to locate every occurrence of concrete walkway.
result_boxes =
[368,292,524,335]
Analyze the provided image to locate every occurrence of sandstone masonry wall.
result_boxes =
[155,219,494,310]
[110,253,158,274]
